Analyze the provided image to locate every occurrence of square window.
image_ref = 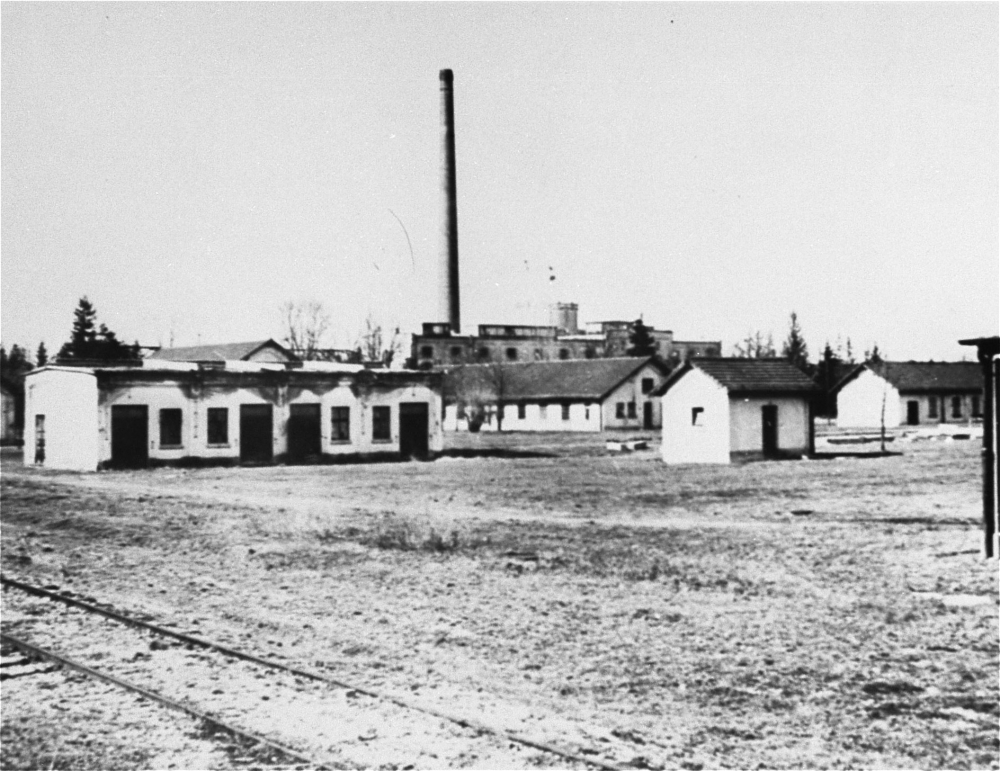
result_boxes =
[420,346,434,358]
[562,403,571,420]
[559,348,570,360]
[692,407,705,426]
[627,402,637,418]
[506,347,518,361]
[331,406,350,441]
[372,405,391,441]
[616,402,626,419]
[207,407,228,444]
[641,378,654,394]
[159,408,182,447]
[450,346,463,359]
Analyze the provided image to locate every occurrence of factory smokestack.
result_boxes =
[439,69,460,334]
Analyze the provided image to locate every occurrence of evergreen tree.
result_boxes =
[865,343,884,364]
[626,318,658,357]
[782,311,811,374]
[36,342,48,367]
[815,342,843,418]
[57,297,139,362]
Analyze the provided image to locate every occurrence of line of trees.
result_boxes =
[280,301,403,366]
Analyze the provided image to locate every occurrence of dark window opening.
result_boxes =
[972,395,982,417]
[478,347,491,360]
[506,347,518,361]
[207,408,228,444]
[331,406,350,441]
[584,347,596,359]
[517,404,526,420]
[616,402,626,419]
[562,403,571,420]
[420,346,434,358]
[692,407,704,426]
[951,396,962,419]
[641,378,655,394]
[559,348,570,360]
[928,398,938,418]
[159,409,182,447]
[372,405,391,441]
[450,346,463,359]
[627,401,637,419]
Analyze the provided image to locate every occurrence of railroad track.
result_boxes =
[1,575,628,770]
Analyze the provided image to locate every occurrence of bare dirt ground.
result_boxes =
[1,432,997,770]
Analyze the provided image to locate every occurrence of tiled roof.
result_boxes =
[444,357,666,402]
[849,361,983,393]
[148,339,294,362]
[655,358,819,397]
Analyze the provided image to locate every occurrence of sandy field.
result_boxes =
[1,432,997,770]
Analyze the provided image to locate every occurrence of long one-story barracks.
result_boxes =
[24,360,443,471]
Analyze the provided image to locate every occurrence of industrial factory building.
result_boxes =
[442,356,671,432]
[412,302,721,369]
[24,359,443,471]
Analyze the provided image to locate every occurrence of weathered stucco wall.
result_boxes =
[730,396,810,454]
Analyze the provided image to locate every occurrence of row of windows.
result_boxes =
[472,403,595,423]
[926,395,981,419]
[154,405,392,447]
[420,345,599,361]
[615,402,638,419]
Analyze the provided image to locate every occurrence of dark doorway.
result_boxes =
[643,401,654,430]
[761,404,779,457]
[111,405,149,469]
[240,404,273,464]
[906,401,920,426]
[399,402,430,460]
[287,403,322,462]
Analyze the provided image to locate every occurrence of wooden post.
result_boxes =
[960,337,999,558]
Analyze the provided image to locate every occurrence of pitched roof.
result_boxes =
[147,339,295,362]
[654,357,819,397]
[837,361,983,394]
[444,357,667,402]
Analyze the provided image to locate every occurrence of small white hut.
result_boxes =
[656,358,818,464]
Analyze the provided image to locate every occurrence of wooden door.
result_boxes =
[111,405,149,469]
[399,402,429,460]
[287,404,322,462]
[761,404,779,457]
[240,404,273,464]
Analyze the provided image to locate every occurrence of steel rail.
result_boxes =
[0,631,342,771]
[1,574,625,771]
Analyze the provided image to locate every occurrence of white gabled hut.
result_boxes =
[655,358,819,464]
[835,361,984,429]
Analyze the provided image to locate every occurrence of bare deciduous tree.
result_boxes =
[356,312,404,367]
[732,330,777,358]
[281,301,331,360]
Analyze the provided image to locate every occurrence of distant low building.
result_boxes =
[443,356,671,432]
[24,360,443,471]
[835,361,984,428]
[656,358,819,464]
[147,339,297,364]
[411,303,721,369]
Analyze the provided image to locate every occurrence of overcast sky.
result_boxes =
[2,2,997,362]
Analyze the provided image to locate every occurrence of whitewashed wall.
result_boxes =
[730,396,811,453]
[444,401,602,432]
[660,368,731,464]
[837,370,901,428]
[25,369,100,471]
